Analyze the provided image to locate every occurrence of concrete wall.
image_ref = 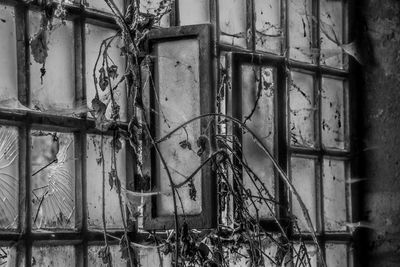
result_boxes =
[358,0,400,266]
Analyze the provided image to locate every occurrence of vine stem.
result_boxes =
[155,113,326,267]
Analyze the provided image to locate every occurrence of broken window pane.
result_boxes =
[31,245,75,267]
[139,0,170,27]
[288,0,314,63]
[290,71,317,148]
[241,65,275,219]
[291,156,317,232]
[178,0,210,25]
[154,39,202,216]
[0,5,18,103]
[0,126,19,229]
[320,0,345,69]
[31,131,75,229]
[323,158,348,232]
[325,243,349,267]
[0,246,19,266]
[292,243,318,267]
[219,0,247,48]
[254,0,282,54]
[88,245,127,266]
[29,11,75,113]
[85,0,124,13]
[85,24,127,122]
[86,134,127,229]
[321,76,347,150]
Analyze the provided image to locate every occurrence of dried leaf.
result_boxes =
[179,140,192,150]
[107,65,119,79]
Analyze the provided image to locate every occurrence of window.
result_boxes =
[0,0,357,266]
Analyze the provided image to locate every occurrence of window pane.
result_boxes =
[0,246,19,266]
[219,0,247,47]
[290,71,317,148]
[0,126,19,229]
[323,158,348,232]
[292,243,318,267]
[29,12,75,112]
[88,245,127,266]
[154,39,202,216]
[320,0,345,69]
[255,0,282,54]
[325,243,349,267]
[139,247,173,267]
[85,24,127,122]
[31,131,75,229]
[85,0,124,13]
[288,0,314,63]
[139,0,170,27]
[31,245,75,266]
[291,156,317,232]
[0,5,18,103]
[86,134,126,229]
[321,77,347,150]
[241,65,275,219]
[178,0,210,25]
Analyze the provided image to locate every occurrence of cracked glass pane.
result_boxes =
[255,0,282,54]
[320,0,345,69]
[291,156,317,232]
[31,245,75,267]
[29,11,75,113]
[323,158,348,232]
[292,243,318,267]
[219,0,247,48]
[241,65,276,219]
[154,39,202,216]
[178,0,210,25]
[289,0,314,63]
[86,134,126,229]
[321,76,347,150]
[85,0,124,13]
[31,131,75,229]
[0,4,18,104]
[0,126,19,229]
[88,245,127,266]
[85,24,127,122]
[0,246,19,266]
[139,0,170,27]
[325,243,349,267]
[290,71,317,148]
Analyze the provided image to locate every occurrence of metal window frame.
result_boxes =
[0,1,136,266]
[142,23,217,230]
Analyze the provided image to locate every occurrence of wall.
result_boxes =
[358,0,400,266]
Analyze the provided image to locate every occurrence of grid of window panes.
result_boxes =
[0,0,355,266]
[0,1,155,266]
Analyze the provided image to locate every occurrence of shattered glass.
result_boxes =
[31,131,75,229]
[139,0,170,27]
[0,126,19,229]
[88,245,127,267]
